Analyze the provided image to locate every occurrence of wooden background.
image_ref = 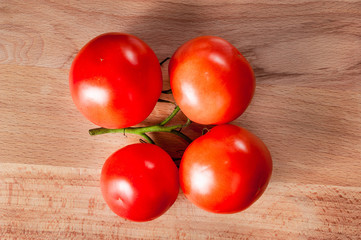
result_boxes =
[1,0,360,239]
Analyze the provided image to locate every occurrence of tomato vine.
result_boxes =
[89,105,192,144]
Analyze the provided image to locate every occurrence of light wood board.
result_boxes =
[1,0,360,239]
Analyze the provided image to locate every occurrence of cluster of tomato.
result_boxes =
[69,33,272,222]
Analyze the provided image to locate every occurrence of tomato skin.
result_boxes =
[179,124,272,213]
[101,143,179,222]
[69,33,162,129]
[169,36,255,125]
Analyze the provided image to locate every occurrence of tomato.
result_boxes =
[169,36,255,125]
[69,33,162,129]
[179,124,272,213]
[101,143,179,222]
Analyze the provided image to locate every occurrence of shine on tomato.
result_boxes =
[169,36,255,125]
[179,124,272,213]
[101,143,179,222]
[69,33,162,129]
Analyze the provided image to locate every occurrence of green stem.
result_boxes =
[88,105,192,144]
[89,121,192,143]
[170,130,192,143]
[89,124,186,136]
[140,133,155,144]
[160,106,180,126]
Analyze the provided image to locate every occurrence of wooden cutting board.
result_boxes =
[1,0,360,239]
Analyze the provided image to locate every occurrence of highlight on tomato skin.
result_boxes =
[179,124,272,214]
[69,32,162,129]
[169,36,256,125]
[100,143,179,222]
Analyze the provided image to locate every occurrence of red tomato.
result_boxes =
[101,143,179,222]
[179,124,272,213]
[169,36,255,125]
[69,33,162,129]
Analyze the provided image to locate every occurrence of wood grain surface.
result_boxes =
[1,0,361,239]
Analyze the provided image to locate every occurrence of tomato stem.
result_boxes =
[157,98,176,105]
[160,106,180,126]
[139,133,155,144]
[159,57,170,66]
[89,123,190,137]
[88,106,192,144]
[161,89,172,94]
[169,130,192,143]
